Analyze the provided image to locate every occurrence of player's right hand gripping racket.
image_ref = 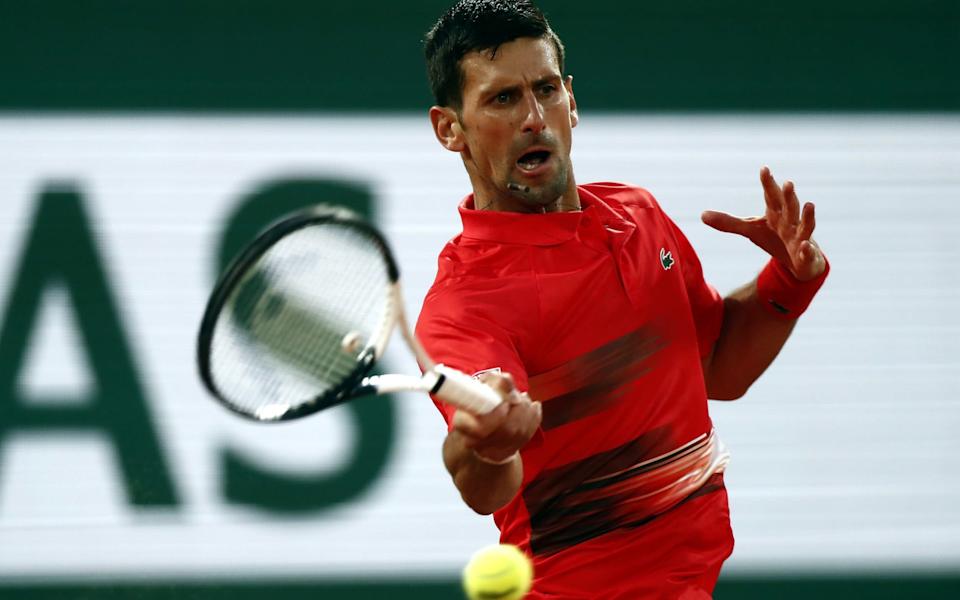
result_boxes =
[196,205,502,422]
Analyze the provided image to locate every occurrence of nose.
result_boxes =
[520,91,546,135]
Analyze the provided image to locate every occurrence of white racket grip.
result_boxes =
[430,364,503,414]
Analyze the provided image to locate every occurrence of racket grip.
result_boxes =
[431,365,503,414]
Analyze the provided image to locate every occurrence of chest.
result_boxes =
[526,212,692,376]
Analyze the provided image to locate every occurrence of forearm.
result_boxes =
[699,167,830,399]
[703,279,797,400]
[443,430,523,515]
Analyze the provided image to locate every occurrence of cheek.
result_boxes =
[473,127,514,165]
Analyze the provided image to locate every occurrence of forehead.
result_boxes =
[459,37,561,97]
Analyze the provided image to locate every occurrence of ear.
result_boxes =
[429,105,466,152]
[564,75,579,129]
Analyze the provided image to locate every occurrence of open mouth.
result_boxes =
[516,149,551,172]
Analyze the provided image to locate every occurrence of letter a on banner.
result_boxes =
[0,185,179,507]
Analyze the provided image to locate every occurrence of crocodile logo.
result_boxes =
[660,247,675,270]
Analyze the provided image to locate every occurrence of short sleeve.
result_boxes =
[660,213,724,358]
[415,296,528,429]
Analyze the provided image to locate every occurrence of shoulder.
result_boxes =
[427,232,537,293]
[581,182,674,228]
[417,239,537,332]
[581,181,660,210]
[415,248,536,380]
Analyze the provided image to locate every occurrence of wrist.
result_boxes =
[472,450,520,466]
[756,256,830,319]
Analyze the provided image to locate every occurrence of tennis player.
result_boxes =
[416,1,829,597]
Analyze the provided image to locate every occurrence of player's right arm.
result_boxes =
[443,372,542,515]
[416,282,541,514]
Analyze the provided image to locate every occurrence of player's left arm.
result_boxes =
[699,166,829,400]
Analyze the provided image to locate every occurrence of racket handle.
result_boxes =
[431,365,503,414]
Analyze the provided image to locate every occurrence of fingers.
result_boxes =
[453,389,542,461]
[530,399,542,425]
[792,239,826,281]
[764,167,810,229]
[709,167,821,274]
[799,240,815,263]
[451,405,484,441]
[760,166,783,228]
[452,401,509,440]
[782,180,800,225]
[478,371,522,405]
[452,370,531,440]
[701,210,749,235]
[797,202,816,241]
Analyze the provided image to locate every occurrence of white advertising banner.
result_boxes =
[0,115,958,580]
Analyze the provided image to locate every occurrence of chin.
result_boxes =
[511,173,570,204]
[503,186,563,214]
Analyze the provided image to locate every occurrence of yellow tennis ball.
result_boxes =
[341,330,364,354]
[462,543,533,600]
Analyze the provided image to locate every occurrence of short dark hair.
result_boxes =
[424,0,566,109]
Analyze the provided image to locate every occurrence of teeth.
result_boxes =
[518,154,546,170]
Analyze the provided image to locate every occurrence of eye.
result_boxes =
[494,92,512,105]
[539,84,558,96]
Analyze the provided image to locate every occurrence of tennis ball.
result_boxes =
[462,543,533,600]
[341,330,364,354]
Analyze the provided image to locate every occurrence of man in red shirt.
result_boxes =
[417,2,829,597]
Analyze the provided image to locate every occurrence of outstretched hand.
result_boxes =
[701,166,827,281]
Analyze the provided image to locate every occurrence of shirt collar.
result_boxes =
[458,186,617,246]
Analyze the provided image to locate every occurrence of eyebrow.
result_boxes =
[481,75,562,99]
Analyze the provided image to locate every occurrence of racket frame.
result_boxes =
[198,205,501,423]
[197,206,399,421]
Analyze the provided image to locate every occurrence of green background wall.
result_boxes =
[1,0,957,112]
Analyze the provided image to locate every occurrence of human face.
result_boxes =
[432,36,579,213]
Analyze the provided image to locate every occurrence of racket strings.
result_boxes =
[209,222,393,416]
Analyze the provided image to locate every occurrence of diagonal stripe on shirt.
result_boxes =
[527,325,667,430]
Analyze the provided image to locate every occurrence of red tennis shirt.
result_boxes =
[416,183,734,598]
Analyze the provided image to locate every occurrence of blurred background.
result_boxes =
[1,1,958,598]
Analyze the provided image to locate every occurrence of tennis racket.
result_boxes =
[196,205,502,422]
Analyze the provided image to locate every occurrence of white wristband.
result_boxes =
[472,450,520,466]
